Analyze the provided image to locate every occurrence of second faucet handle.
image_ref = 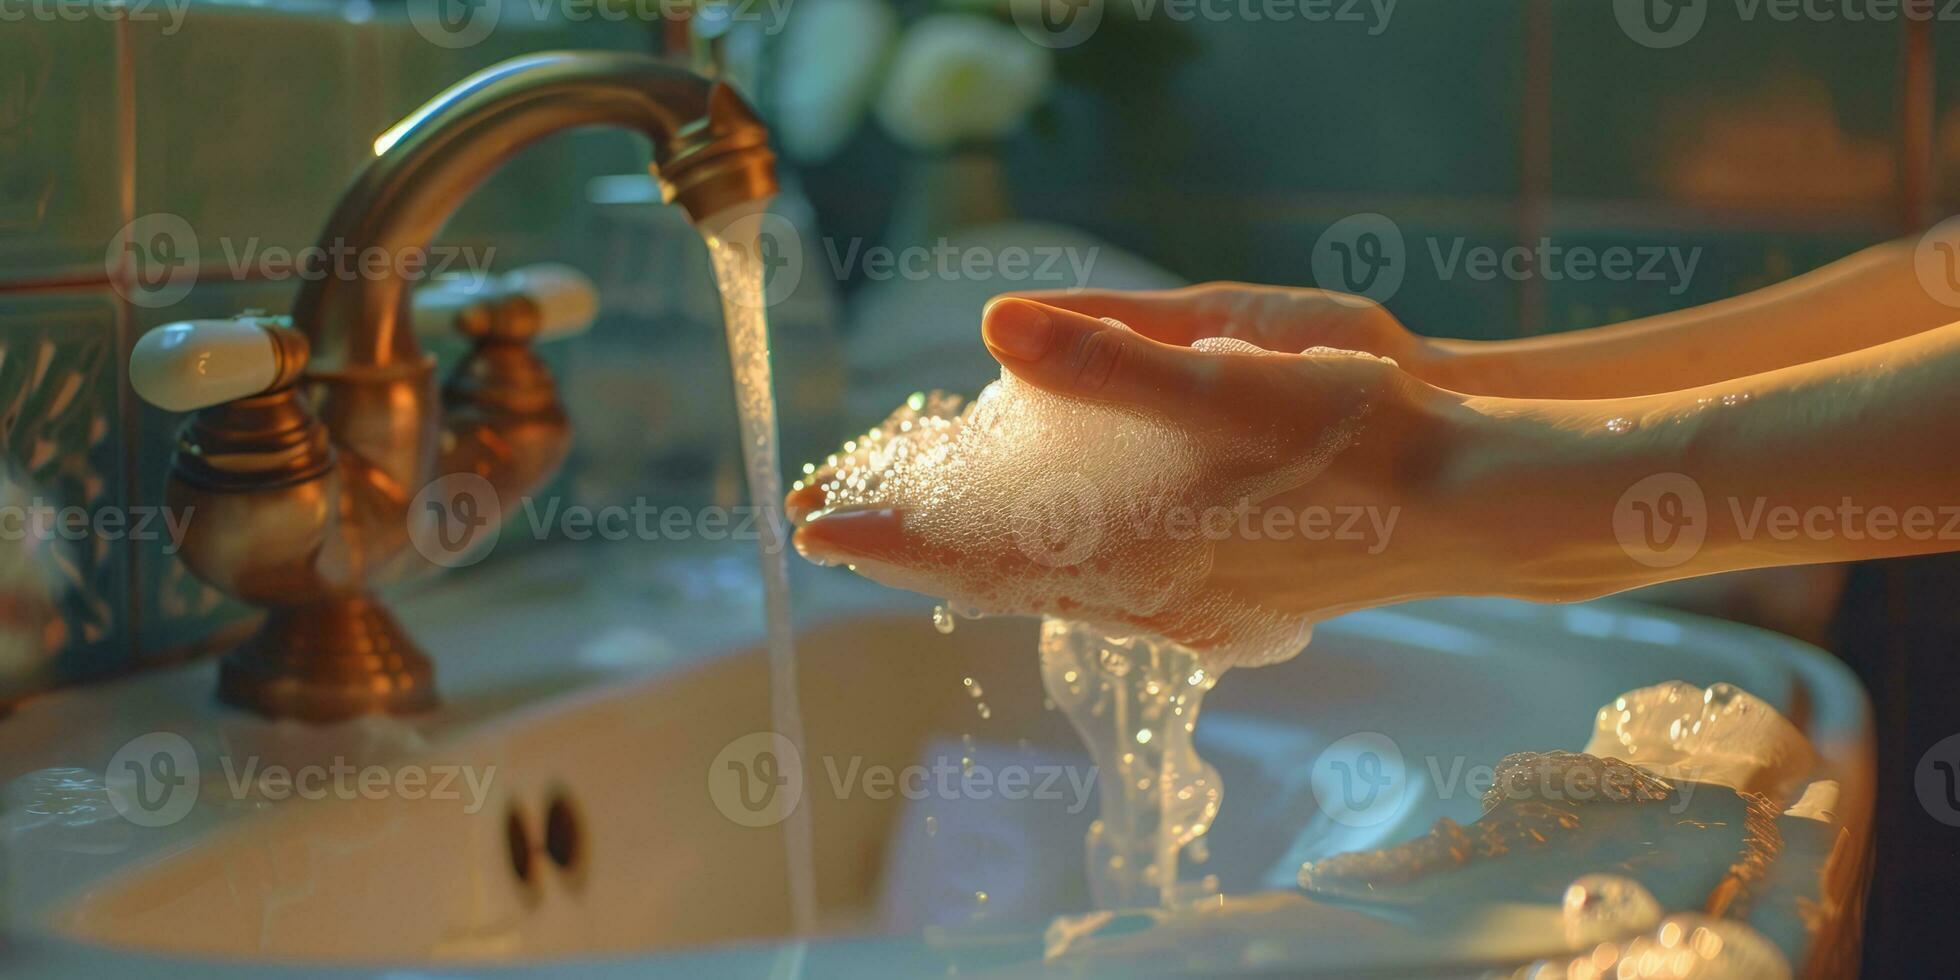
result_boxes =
[130,315,311,412]
[412,263,598,344]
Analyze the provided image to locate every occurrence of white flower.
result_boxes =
[773,0,900,164]
[876,13,1054,153]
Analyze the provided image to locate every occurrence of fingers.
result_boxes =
[1007,283,1401,359]
[792,506,1023,581]
[784,482,828,524]
[980,298,1200,410]
[1005,287,1225,345]
[792,507,916,567]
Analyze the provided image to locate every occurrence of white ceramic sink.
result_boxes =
[0,544,1872,977]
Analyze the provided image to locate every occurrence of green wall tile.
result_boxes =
[0,21,128,286]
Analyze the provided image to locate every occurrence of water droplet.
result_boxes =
[932,604,956,634]
[925,815,938,837]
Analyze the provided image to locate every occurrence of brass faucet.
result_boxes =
[128,52,777,722]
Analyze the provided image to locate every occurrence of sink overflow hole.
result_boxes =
[544,794,582,871]
[506,808,535,885]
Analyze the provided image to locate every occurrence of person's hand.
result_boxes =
[786,298,1490,666]
[1006,282,1449,382]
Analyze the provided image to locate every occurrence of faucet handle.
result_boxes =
[130,315,311,412]
[413,263,598,344]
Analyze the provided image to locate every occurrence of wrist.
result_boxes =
[1430,393,1702,601]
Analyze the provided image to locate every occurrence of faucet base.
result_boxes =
[218,596,437,722]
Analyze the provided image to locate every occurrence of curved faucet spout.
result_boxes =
[295,50,777,373]
[126,52,777,719]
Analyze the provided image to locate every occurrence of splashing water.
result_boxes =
[1039,619,1222,910]
[705,220,817,936]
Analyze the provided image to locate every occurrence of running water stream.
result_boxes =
[704,218,818,937]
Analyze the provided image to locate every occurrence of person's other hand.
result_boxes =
[1005,282,1448,381]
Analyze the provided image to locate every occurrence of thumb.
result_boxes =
[980,298,1201,410]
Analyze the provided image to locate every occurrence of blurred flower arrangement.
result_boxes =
[768,0,1193,163]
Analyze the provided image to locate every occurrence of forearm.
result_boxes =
[1444,321,1960,600]
[1426,238,1960,398]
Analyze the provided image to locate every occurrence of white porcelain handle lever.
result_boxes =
[130,316,302,413]
[412,263,598,341]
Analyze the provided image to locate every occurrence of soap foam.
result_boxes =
[802,320,1367,669]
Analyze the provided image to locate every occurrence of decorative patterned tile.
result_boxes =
[127,281,299,663]
[0,289,129,698]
